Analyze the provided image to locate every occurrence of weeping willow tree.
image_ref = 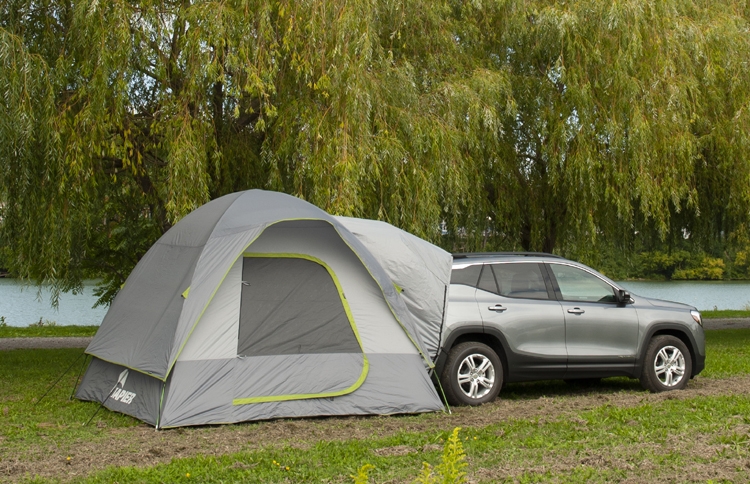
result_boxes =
[1,0,749,304]
[471,0,750,257]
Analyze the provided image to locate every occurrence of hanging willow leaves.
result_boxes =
[1,0,749,304]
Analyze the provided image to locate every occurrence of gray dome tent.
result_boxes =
[76,190,449,428]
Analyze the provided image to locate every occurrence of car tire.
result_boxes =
[440,342,503,406]
[640,335,692,392]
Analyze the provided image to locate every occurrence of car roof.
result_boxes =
[452,252,565,265]
[451,252,624,289]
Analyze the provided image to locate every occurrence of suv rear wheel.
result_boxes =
[440,342,503,406]
[640,335,692,392]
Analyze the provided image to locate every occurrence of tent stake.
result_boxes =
[36,351,85,406]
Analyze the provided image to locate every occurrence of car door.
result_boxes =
[477,262,567,381]
[546,263,639,378]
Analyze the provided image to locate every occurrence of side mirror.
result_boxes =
[616,289,631,305]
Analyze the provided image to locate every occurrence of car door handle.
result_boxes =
[567,308,585,315]
[488,304,507,312]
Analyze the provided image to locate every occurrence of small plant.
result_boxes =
[351,464,375,484]
[350,428,468,484]
[431,427,467,484]
[414,462,439,484]
[28,318,57,327]
[0,316,6,328]
[413,428,468,483]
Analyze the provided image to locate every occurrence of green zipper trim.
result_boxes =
[165,218,323,378]
[233,252,369,405]
[156,381,167,429]
[331,226,434,368]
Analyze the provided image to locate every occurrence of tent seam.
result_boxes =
[331,225,435,368]
[166,218,339,378]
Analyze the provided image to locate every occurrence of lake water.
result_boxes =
[615,280,750,312]
[0,278,748,327]
[0,279,108,327]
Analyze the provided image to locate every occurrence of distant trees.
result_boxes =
[1,0,749,303]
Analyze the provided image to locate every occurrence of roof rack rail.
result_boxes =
[452,252,564,259]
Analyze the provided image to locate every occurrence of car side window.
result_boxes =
[548,264,617,303]
[491,263,549,300]
[477,265,499,294]
[450,264,482,288]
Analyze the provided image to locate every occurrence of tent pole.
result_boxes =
[36,351,85,406]
[433,373,452,415]
[155,381,166,431]
[435,285,448,360]
[431,284,452,414]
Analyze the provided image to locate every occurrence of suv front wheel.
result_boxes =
[440,342,503,406]
[640,335,692,392]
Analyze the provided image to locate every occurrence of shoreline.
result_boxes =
[1,318,749,351]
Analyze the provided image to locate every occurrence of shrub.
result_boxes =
[638,251,725,280]
[672,256,725,280]
[638,250,691,280]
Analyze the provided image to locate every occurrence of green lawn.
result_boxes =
[2,329,749,483]
[75,394,750,484]
[701,309,750,319]
[0,326,99,338]
[0,349,140,451]
[702,329,750,377]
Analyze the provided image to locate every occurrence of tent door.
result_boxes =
[233,254,368,405]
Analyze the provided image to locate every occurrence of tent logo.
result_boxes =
[111,369,136,405]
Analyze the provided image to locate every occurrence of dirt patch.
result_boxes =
[0,337,93,351]
[3,375,750,482]
[372,445,418,457]
[703,318,750,330]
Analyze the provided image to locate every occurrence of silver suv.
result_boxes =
[437,253,706,406]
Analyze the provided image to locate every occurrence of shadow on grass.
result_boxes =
[500,377,644,402]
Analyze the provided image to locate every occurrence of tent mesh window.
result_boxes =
[238,257,360,356]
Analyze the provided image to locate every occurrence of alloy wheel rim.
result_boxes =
[654,345,686,387]
[457,353,496,399]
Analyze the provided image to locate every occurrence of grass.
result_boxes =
[0,326,99,338]
[0,349,140,454]
[702,329,750,377]
[72,393,750,483]
[3,329,750,483]
[701,309,750,319]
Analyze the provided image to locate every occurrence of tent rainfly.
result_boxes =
[76,190,450,428]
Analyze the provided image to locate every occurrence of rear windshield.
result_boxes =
[450,264,482,288]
